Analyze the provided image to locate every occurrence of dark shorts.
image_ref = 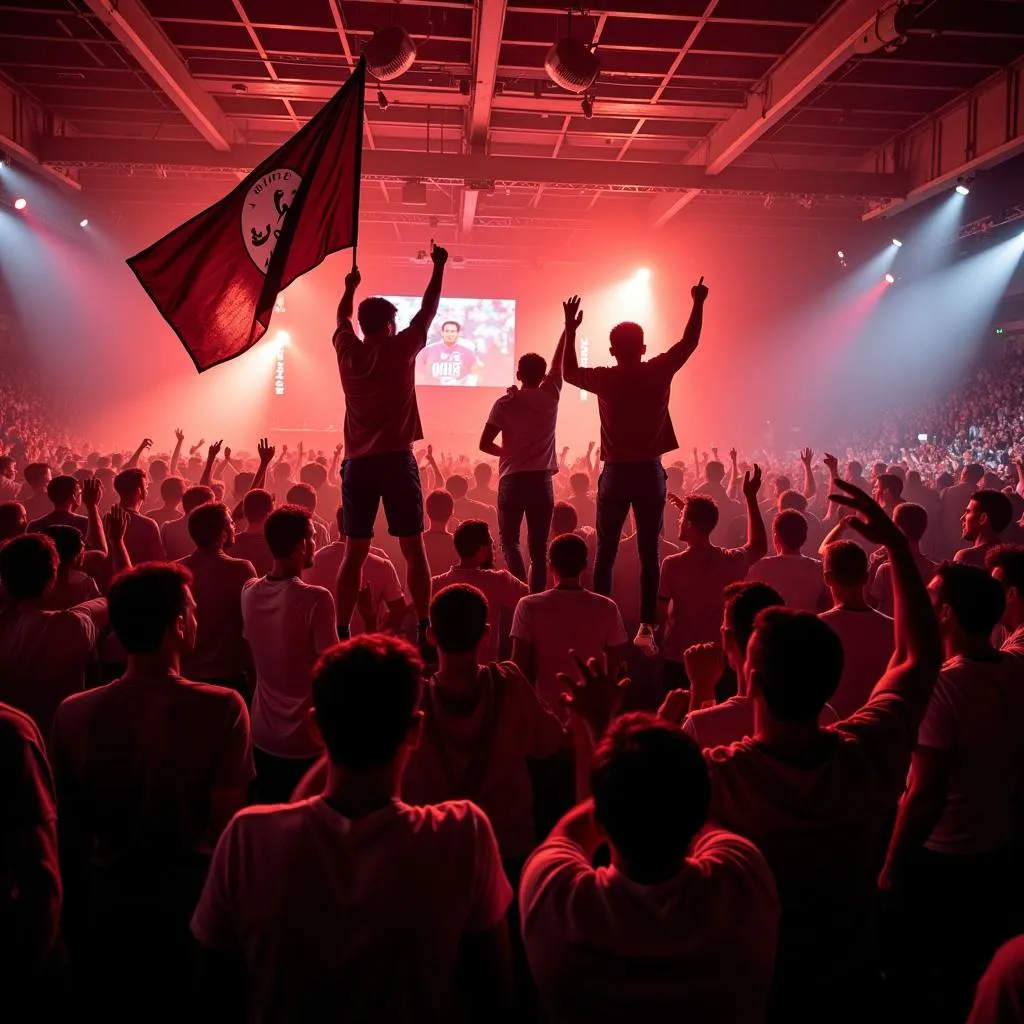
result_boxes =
[341,449,423,539]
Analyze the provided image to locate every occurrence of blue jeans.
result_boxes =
[498,471,554,593]
[595,460,667,624]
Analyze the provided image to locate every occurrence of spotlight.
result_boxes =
[635,267,650,281]
[884,272,895,285]
[377,87,389,110]
[13,196,27,211]
[79,218,89,228]
[891,237,902,247]
[955,181,970,196]
[581,94,593,119]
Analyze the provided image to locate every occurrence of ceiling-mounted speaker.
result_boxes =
[544,36,600,94]
[364,25,417,81]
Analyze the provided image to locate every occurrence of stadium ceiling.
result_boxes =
[1,0,1023,251]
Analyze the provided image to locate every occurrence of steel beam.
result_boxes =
[863,56,1024,219]
[82,0,238,151]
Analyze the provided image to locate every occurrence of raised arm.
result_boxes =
[415,244,448,327]
[336,267,360,328]
[170,428,184,475]
[125,437,152,470]
[200,440,222,488]
[740,464,768,562]
[663,276,709,373]
[560,295,584,388]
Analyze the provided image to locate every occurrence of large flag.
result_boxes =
[129,58,365,371]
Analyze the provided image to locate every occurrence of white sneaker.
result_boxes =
[634,623,658,657]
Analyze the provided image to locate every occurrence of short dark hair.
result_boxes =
[286,482,318,513]
[47,475,79,506]
[774,509,808,550]
[893,502,928,542]
[264,504,311,559]
[188,502,231,548]
[109,563,192,654]
[160,476,186,503]
[425,489,454,523]
[549,532,588,577]
[722,580,785,656]
[0,533,58,599]
[42,524,83,567]
[517,353,546,386]
[183,485,215,514]
[242,488,274,522]
[445,475,469,500]
[749,608,844,721]
[683,494,719,536]
[550,501,578,535]
[823,540,868,587]
[312,636,423,769]
[970,489,1014,534]
[300,462,328,489]
[609,321,644,357]
[114,467,146,500]
[778,489,808,513]
[24,463,50,489]
[357,296,398,335]
[453,519,491,559]
[592,713,709,876]
[988,544,1024,593]
[933,562,1005,637]
[430,584,488,653]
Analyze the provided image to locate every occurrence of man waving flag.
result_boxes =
[129,58,365,372]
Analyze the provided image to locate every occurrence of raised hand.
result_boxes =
[557,650,629,737]
[742,464,763,500]
[174,428,184,443]
[562,294,583,329]
[104,506,129,544]
[828,480,905,548]
[823,452,840,477]
[691,275,708,303]
[800,447,814,467]
[207,440,223,460]
[257,438,275,465]
[431,242,449,266]
[82,477,102,510]
[345,266,361,290]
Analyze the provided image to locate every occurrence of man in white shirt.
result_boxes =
[681,580,784,749]
[241,505,336,803]
[987,544,1024,656]
[520,712,779,1024]
[819,540,895,719]
[748,509,827,612]
[657,466,767,691]
[883,562,1024,1023]
[192,634,513,1021]
[431,520,527,664]
[511,533,627,718]
[305,506,406,635]
[113,468,165,564]
[481,337,565,589]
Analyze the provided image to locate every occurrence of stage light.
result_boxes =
[79,218,89,228]
[891,238,902,247]
[955,183,970,196]
[635,267,650,281]
[884,272,895,284]
[13,197,27,211]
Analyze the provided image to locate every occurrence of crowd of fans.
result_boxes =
[4,256,1024,1023]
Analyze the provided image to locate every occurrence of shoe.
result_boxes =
[634,623,658,657]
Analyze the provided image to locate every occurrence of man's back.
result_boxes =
[487,381,560,478]
[180,551,256,682]
[819,607,895,719]
[191,798,512,1023]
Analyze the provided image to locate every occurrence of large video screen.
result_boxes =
[386,296,516,387]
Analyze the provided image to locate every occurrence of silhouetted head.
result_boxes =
[609,322,645,364]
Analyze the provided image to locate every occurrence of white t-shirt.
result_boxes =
[486,377,561,477]
[431,566,528,663]
[305,541,403,635]
[748,554,826,613]
[919,653,1024,855]
[511,588,627,716]
[818,607,895,720]
[241,576,337,758]
[519,829,779,1024]
[192,798,512,1023]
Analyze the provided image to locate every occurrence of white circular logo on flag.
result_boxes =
[241,168,302,274]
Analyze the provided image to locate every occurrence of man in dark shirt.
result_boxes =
[562,278,709,654]
[332,245,448,657]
